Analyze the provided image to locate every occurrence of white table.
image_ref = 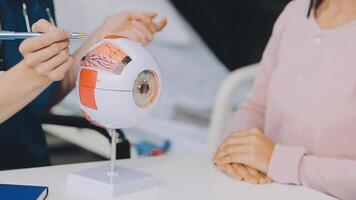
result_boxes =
[0,155,336,200]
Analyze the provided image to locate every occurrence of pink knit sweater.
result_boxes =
[230,0,356,199]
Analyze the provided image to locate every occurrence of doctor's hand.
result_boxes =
[19,19,73,81]
[97,11,167,45]
[214,129,275,176]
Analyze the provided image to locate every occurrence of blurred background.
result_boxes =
[46,0,290,165]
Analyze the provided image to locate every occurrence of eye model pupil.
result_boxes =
[139,81,150,95]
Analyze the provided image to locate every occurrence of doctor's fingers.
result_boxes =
[34,48,70,78]
[132,27,150,46]
[132,21,154,41]
[127,11,157,32]
[144,11,157,19]
[154,16,167,31]
[31,19,55,33]
[23,40,70,67]
[19,28,70,55]
[46,56,73,81]
[131,12,167,32]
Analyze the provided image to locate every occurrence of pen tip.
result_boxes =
[72,32,88,39]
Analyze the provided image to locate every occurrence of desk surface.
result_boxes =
[0,155,336,200]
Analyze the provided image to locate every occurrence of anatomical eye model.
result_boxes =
[71,36,162,198]
[77,36,161,129]
[80,42,132,74]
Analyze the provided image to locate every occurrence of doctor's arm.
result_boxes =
[50,11,167,107]
[0,20,72,123]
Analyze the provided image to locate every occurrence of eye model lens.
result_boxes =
[133,70,159,108]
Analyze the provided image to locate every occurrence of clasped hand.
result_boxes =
[213,129,275,184]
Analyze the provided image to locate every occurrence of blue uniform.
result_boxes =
[0,0,59,170]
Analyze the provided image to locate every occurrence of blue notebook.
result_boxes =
[0,184,48,200]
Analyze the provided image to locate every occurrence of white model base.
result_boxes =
[67,165,158,198]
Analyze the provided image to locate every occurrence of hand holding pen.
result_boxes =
[19,19,74,81]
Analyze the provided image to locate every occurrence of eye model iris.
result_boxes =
[133,70,159,108]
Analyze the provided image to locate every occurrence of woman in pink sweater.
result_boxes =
[213,0,356,199]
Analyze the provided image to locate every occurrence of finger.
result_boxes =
[144,11,157,19]
[246,167,262,184]
[19,28,70,54]
[215,144,250,161]
[128,12,156,27]
[259,176,267,184]
[216,164,240,180]
[216,153,251,166]
[133,28,149,46]
[31,19,54,33]
[216,164,229,173]
[231,164,246,181]
[35,48,70,75]
[23,40,70,67]
[258,173,272,184]
[265,176,273,183]
[218,130,255,150]
[215,164,224,171]
[218,137,253,152]
[132,21,153,41]
[246,167,260,177]
[134,17,157,32]
[233,164,248,179]
[234,164,257,184]
[213,152,221,165]
[141,12,160,32]
[219,134,261,150]
[154,16,167,31]
[223,164,242,181]
[47,56,73,81]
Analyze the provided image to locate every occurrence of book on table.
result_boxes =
[0,184,48,200]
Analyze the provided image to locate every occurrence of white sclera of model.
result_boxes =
[67,37,161,198]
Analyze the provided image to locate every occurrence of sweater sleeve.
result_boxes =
[268,145,356,200]
[229,1,294,132]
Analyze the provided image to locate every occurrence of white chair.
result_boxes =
[208,63,259,152]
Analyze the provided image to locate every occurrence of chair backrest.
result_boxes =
[207,63,259,152]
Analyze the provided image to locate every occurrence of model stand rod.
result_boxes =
[107,129,118,176]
